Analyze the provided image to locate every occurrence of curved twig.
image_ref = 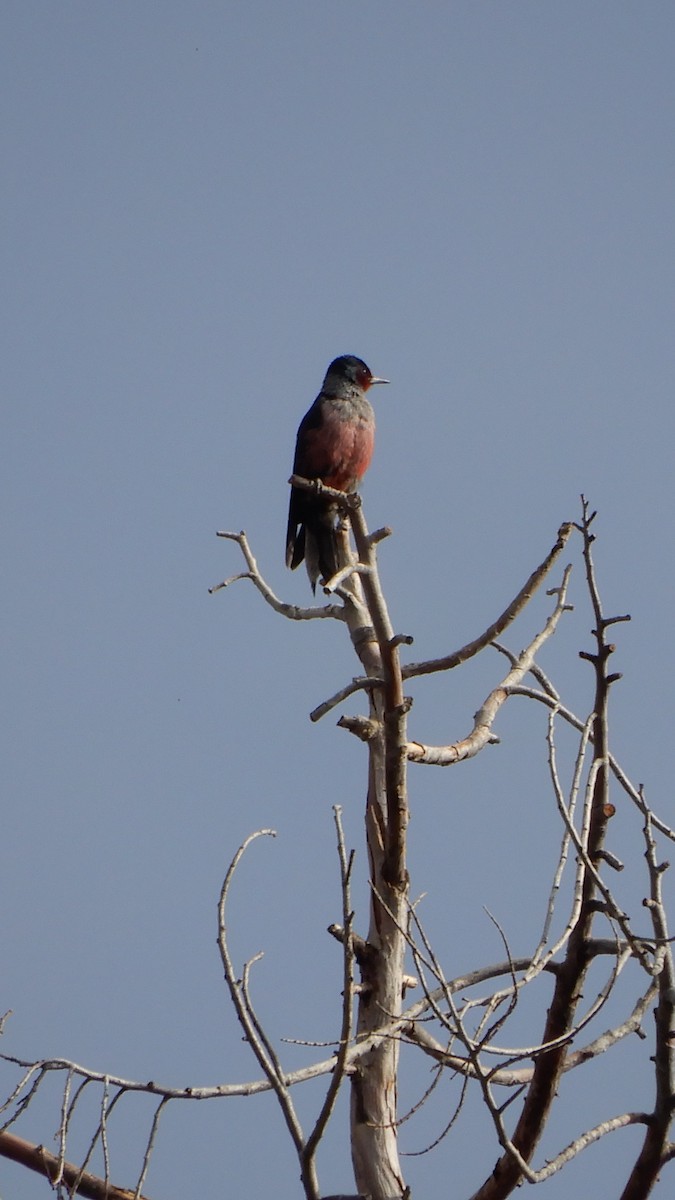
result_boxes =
[210,530,345,622]
[405,565,573,765]
[402,523,574,682]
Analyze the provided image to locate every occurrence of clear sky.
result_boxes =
[3,4,675,1198]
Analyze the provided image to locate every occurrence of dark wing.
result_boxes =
[286,490,306,569]
[286,398,325,570]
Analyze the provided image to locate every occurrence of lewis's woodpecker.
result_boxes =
[286,355,389,591]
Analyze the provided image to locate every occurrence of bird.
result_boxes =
[286,355,389,591]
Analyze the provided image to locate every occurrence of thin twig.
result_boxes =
[210,530,345,622]
[405,565,573,765]
[301,808,355,1182]
[506,684,675,842]
[134,1097,170,1200]
[402,523,574,682]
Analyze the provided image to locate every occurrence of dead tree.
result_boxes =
[1,494,673,1199]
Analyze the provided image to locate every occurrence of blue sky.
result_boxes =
[3,4,675,1197]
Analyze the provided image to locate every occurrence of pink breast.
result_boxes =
[305,410,375,492]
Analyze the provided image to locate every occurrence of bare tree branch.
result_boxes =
[506,683,675,843]
[618,789,675,1200]
[401,522,574,682]
[215,829,317,1196]
[405,565,573,765]
[210,529,346,622]
[6,499,673,1200]
[301,807,356,1187]
[468,498,631,1200]
[0,1130,149,1200]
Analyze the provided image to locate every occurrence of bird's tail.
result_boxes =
[304,506,340,593]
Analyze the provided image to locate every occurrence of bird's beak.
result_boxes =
[369,376,390,386]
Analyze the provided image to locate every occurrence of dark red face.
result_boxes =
[356,362,374,390]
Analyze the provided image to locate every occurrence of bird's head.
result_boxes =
[324,355,389,394]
